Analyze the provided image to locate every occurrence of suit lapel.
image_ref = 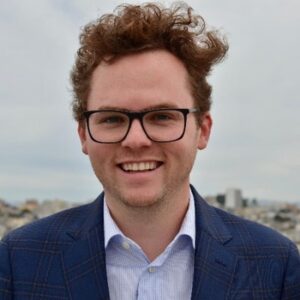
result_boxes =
[191,186,238,300]
[62,195,110,300]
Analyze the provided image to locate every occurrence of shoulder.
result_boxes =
[214,207,300,296]
[214,206,297,255]
[2,197,103,249]
[191,185,296,253]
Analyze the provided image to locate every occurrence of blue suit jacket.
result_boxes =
[1,186,300,299]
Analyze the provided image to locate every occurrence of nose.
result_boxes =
[121,119,152,148]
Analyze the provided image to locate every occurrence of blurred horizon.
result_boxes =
[1,0,299,203]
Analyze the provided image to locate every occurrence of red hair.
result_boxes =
[71,2,228,121]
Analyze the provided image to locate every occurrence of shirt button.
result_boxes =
[122,241,130,250]
[148,267,156,273]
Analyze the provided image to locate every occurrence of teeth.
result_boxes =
[122,162,158,172]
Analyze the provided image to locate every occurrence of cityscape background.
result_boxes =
[1,188,300,249]
[1,0,299,204]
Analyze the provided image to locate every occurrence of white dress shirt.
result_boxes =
[104,191,195,299]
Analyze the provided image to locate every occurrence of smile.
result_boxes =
[120,161,162,172]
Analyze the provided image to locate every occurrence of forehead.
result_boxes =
[87,50,195,110]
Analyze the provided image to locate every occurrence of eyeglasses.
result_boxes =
[83,108,199,144]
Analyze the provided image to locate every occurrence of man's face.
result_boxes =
[78,50,212,210]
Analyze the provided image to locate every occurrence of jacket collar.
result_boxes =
[191,185,232,245]
[62,194,110,300]
[190,185,237,299]
[66,186,233,244]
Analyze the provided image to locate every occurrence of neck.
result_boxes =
[105,188,190,261]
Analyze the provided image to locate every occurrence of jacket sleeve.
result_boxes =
[0,238,13,300]
[281,242,300,299]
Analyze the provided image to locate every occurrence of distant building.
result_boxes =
[225,188,243,209]
[216,194,226,206]
[21,199,39,212]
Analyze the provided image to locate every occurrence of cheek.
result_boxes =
[88,144,116,166]
[88,148,111,178]
[164,140,195,162]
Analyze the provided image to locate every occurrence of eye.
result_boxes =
[92,112,127,126]
[153,113,171,121]
[146,110,180,123]
[101,116,124,124]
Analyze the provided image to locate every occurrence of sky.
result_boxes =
[0,0,299,203]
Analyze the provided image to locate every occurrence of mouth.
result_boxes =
[118,161,163,173]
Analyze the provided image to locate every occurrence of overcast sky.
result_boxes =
[1,0,299,203]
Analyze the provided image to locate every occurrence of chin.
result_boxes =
[118,192,164,209]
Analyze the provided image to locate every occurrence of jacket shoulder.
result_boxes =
[215,207,295,252]
[191,185,295,252]
[2,198,102,247]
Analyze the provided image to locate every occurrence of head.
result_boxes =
[71,2,228,122]
[71,2,228,214]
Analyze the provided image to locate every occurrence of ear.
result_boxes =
[77,122,88,155]
[197,113,212,150]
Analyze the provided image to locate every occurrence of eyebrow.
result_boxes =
[95,103,180,112]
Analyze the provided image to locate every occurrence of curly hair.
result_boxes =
[71,2,228,121]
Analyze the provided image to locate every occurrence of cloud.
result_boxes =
[1,0,299,202]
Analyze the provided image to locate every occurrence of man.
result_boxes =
[1,2,300,299]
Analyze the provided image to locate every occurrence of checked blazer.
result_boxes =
[1,186,300,299]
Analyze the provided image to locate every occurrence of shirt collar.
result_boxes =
[104,189,196,249]
[104,199,122,248]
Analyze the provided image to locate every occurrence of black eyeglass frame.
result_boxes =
[83,108,199,144]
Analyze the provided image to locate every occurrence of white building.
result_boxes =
[225,188,243,209]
